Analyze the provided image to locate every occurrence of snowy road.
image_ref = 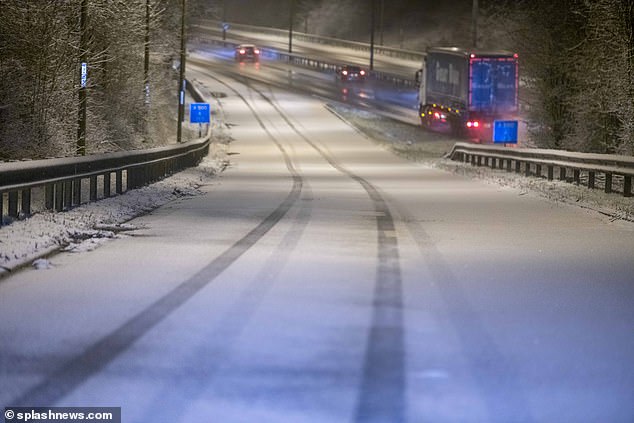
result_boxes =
[188,45,420,126]
[2,68,634,422]
[192,22,421,79]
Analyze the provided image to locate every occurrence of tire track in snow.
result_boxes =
[389,199,536,422]
[9,71,306,408]
[253,84,406,423]
[140,71,316,421]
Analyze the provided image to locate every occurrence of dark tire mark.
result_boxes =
[147,191,314,421]
[141,72,316,420]
[390,200,535,423]
[253,84,406,423]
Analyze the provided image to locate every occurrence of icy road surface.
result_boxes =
[1,69,634,423]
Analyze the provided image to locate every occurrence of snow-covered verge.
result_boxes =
[0,109,231,278]
[0,75,233,278]
[328,103,634,223]
[0,155,227,278]
[436,160,634,222]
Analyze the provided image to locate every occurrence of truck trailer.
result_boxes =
[417,47,519,142]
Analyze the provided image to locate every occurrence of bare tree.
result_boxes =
[0,1,79,158]
[568,0,634,154]
[489,0,633,155]
[0,0,181,160]
[493,0,587,149]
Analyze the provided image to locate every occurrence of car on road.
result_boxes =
[337,65,366,82]
[235,44,260,62]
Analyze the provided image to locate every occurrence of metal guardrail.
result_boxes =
[268,49,418,88]
[448,142,634,197]
[0,82,211,226]
[192,19,425,62]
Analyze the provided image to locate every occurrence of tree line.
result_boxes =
[201,0,634,155]
[1,1,632,158]
[291,0,634,155]
[488,0,633,154]
[294,0,634,155]
[0,0,183,160]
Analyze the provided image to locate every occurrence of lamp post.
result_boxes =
[369,0,376,70]
[144,0,150,106]
[176,0,186,143]
[222,0,227,40]
[379,0,384,46]
[471,0,478,48]
[288,0,295,54]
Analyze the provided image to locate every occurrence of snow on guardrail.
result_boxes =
[448,142,634,197]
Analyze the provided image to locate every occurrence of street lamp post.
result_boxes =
[144,0,150,106]
[222,0,227,40]
[176,0,186,143]
[471,0,478,48]
[369,0,376,70]
[288,0,295,54]
[379,0,384,46]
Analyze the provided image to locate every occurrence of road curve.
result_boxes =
[1,65,633,423]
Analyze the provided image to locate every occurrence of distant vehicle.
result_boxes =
[416,47,519,141]
[235,44,260,62]
[337,65,366,82]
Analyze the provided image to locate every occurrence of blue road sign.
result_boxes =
[81,62,87,88]
[493,120,518,144]
[190,103,210,124]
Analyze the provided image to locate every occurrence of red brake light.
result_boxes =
[342,70,348,75]
[239,49,246,54]
[467,121,480,128]
[360,70,366,75]
[254,49,260,55]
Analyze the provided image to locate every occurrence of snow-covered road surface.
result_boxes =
[1,69,633,422]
